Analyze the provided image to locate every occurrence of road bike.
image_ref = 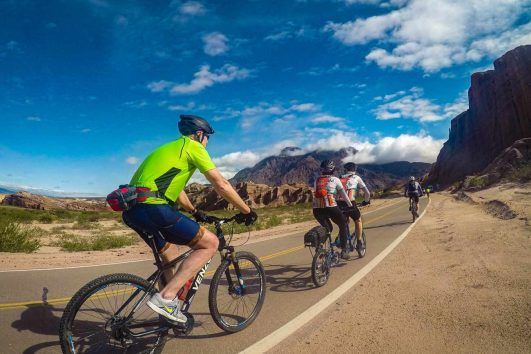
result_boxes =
[305,206,367,288]
[59,215,266,353]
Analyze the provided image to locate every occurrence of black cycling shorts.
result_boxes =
[408,194,419,203]
[312,206,349,249]
[337,201,361,221]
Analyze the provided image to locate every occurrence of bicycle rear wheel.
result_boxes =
[312,248,331,287]
[59,273,167,354]
[209,251,266,333]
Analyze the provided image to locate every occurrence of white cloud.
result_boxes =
[265,31,291,41]
[126,156,139,165]
[326,0,531,72]
[168,102,196,111]
[80,128,92,133]
[373,87,468,122]
[26,116,41,122]
[212,151,262,178]
[264,27,308,42]
[203,32,229,56]
[123,100,147,108]
[178,1,205,16]
[290,103,320,112]
[442,90,469,119]
[209,128,443,179]
[347,133,444,164]
[311,114,344,123]
[147,64,250,95]
[147,80,172,93]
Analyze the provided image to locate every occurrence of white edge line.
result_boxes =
[0,199,403,273]
[240,198,431,354]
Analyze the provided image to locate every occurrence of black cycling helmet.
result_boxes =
[320,160,335,174]
[178,115,215,136]
[344,162,357,172]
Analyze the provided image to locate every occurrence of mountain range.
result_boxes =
[231,147,431,190]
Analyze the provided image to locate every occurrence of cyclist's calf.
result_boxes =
[159,230,219,300]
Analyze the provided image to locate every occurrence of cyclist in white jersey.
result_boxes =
[312,160,352,259]
[337,162,370,252]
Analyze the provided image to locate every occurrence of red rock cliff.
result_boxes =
[428,45,531,187]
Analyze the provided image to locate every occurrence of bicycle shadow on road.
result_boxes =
[11,303,63,354]
[364,220,411,230]
[262,261,346,293]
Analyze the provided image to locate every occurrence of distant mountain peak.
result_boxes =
[279,146,303,157]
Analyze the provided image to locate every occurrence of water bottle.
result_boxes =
[177,277,194,301]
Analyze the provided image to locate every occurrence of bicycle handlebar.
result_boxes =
[203,214,238,226]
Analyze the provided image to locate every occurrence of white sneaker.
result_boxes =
[147,293,187,323]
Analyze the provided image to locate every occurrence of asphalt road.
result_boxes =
[0,197,427,353]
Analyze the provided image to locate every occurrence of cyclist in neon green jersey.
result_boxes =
[123,115,257,323]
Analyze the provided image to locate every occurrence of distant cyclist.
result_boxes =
[122,115,257,323]
[337,162,370,252]
[425,185,431,199]
[312,160,353,259]
[404,176,423,217]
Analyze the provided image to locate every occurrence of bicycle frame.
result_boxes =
[110,220,243,338]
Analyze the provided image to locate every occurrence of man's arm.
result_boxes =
[177,191,195,213]
[357,177,371,203]
[204,168,251,214]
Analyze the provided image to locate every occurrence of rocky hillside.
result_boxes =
[1,192,108,211]
[428,45,531,187]
[232,147,431,190]
[185,182,313,211]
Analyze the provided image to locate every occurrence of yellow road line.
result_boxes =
[0,200,409,311]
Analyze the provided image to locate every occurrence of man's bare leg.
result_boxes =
[158,244,182,287]
[159,230,219,300]
[354,218,363,240]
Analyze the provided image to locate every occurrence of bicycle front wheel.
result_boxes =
[209,251,266,333]
[357,231,367,258]
[59,273,167,354]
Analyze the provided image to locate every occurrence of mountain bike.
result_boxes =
[59,215,266,354]
[305,206,367,287]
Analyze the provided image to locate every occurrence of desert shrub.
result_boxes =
[0,220,40,253]
[56,233,136,252]
[71,219,98,230]
[264,215,282,229]
[38,214,55,224]
[90,234,136,251]
[465,175,489,189]
[511,163,531,182]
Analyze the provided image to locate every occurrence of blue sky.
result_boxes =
[1,0,530,195]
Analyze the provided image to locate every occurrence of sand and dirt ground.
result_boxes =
[273,185,530,353]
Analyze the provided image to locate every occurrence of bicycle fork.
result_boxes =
[224,253,247,296]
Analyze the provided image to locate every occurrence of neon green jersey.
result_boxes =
[130,136,216,205]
